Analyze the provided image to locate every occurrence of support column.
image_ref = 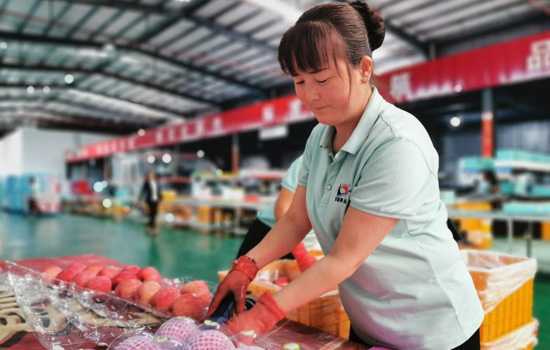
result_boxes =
[481,88,494,157]
[231,134,240,174]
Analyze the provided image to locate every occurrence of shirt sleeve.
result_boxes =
[281,155,304,192]
[350,138,436,219]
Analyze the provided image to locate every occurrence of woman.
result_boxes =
[208,2,483,349]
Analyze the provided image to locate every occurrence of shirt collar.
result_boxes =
[318,88,384,155]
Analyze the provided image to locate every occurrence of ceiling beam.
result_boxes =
[0,95,157,124]
[0,80,185,118]
[0,62,217,105]
[384,20,429,58]
[50,0,280,53]
[0,31,265,94]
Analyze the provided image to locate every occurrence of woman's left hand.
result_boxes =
[225,293,286,344]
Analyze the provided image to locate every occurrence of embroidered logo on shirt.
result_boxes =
[335,184,351,204]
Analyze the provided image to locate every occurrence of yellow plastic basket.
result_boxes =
[219,260,350,339]
[464,250,537,343]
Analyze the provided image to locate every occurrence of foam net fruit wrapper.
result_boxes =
[3,261,163,349]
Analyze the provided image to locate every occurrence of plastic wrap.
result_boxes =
[480,319,538,350]
[3,261,163,349]
[462,250,537,313]
[2,259,365,350]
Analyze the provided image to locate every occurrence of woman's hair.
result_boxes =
[278,1,385,76]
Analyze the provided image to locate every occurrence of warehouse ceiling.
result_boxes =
[0,0,547,135]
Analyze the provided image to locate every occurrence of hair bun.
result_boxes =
[349,1,385,51]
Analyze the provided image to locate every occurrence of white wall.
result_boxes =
[0,130,23,176]
[0,127,113,178]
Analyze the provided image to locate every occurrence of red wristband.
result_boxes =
[233,256,259,281]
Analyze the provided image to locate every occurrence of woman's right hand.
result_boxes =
[207,256,259,316]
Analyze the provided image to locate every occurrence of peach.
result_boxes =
[83,263,104,276]
[57,262,86,282]
[121,265,141,275]
[74,270,97,288]
[86,276,112,293]
[98,265,122,279]
[137,281,162,305]
[115,278,142,299]
[137,267,161,282]
[172,294,206,320]
[180,281,212,305]
[41,265,62,282]
[151,287,179,312]
[113,271,138,286]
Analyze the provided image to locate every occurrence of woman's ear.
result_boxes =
[359,56,373,83]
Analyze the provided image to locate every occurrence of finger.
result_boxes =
[235,287,247,314]
[207,285,227,317]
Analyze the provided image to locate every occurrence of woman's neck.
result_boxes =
[332,88,372,152]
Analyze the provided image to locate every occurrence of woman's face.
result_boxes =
[292,56,371,127]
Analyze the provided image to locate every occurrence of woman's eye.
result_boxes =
[295,81,305,85]
[316,79,329,84]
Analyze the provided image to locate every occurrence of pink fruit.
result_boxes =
[187,330,235,350]
[151,287,179,312]
[138,267,161,282]
[113,335,158,350]
[180,280,209,295]
[86,276,112,293]
[180,281,211,305]
[57,262,86,282]
[171,294,206,320]
[66,262,87,272]
[83,263,104,275]
[137,281,162,305]
[155,317,198,343]
[41,265,62,282]
[98,265,122,279]
[122,265,141,275]
[113,271,138,286]
[73,270,97,288]
[115,278,142,299]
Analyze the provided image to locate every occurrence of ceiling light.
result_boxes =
[147,155,156,164]
[42,86,50,94]
[0,42,7,50]
[450,116,462,128]
[26,86,35,94]
[137,128,145,136]
[162,153,172,163]
[64,74,74,84]
[196,150,205,158]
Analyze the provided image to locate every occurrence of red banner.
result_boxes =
[67,32,550,162]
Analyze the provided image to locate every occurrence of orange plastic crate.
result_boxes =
[542,222,550,241]
[480,319,538,350]
[219,260,350,339]
[464,250,537,343]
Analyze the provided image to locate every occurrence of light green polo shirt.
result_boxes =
[298,89,483,349]
[257,156,303,228]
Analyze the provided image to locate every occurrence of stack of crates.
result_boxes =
[463,250,538,349]
[455,201,493,249]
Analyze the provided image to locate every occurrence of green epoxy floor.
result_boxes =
[0,212,242,285]
[1,211,549,348]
